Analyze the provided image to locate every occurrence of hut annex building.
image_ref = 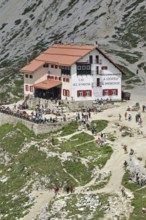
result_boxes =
[21,44,123,102]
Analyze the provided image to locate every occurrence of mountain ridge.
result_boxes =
[0,0,145,64]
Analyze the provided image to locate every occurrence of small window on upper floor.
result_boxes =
[96,55,99,64]
[25,74,28,78]
[51,64,54,68]
[89,55,93,64]
[43,63,49,68]
[55,65,58,69]
[101,66,108,70]
[30,75,33,78]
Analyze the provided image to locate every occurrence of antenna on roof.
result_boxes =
[95,41,98,46]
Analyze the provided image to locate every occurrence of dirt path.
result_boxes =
[21,190,54,220]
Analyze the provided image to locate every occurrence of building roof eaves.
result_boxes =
[97,48,125,75]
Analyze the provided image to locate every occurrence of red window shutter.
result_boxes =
[25,85,28,91]
[108,89,112,96]
[67,90,70,97]
[47,75,50,79]
[116,89,118,95]
[83,90,86,97]
[77,91,80,97]
[63,78,65,82]
[102,90,105,96]
[90,90,92,97]
[59,77,61,81]
[30,86,33,92]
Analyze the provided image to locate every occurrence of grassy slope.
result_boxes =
[0,120,112,219]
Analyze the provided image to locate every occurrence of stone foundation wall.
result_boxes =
[0,113,68,135]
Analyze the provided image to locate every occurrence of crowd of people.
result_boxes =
[0,105,59,124]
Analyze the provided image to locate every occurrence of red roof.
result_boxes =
[20,43,124,75]
[21,60,45,73]
[20,44,96,73]
[34,80,62,90]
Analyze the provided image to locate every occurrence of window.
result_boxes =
[25,74,28,78]
[67,90,70,97]
[96,66,99,75]
[55,76,58,80]
[59,77,61,81]
[77,90,92,97]
[55,65,58,69]
[103,90,108,96]
[30,75,33,78]
[43,63,49,68]
[77,90,83,97]
[25,85,28,91]
[101,66,108,70]
[51,64,54,68]
[63,89,70,97]
[77,63,91,75]
[47,75,50,79]
[63,78,70,82]
[102,89,118,96]
[112,89,118,95]
[97,78,100,87]
[30,86,33,92]
[89,55,93,64]
[86,90,92,97]
[96,55,99,64]
[61,66,71,75]
[77,65,81,70]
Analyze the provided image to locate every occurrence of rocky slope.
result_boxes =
[0,0,146,101]
[0,0,146,64]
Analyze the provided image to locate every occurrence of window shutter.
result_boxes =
[67,90,70,97]
[83,90,86,97]
[90,90,92,97]
[102,90,105,96]
[108,89,112,96]
[30,86,33,92]
[116,89,118,95]
[25,85,28,91]
[77,91,80,97]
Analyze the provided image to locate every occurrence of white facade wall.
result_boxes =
[69,49,122,101]
[24,66,48,97]
[24,66,62,97]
